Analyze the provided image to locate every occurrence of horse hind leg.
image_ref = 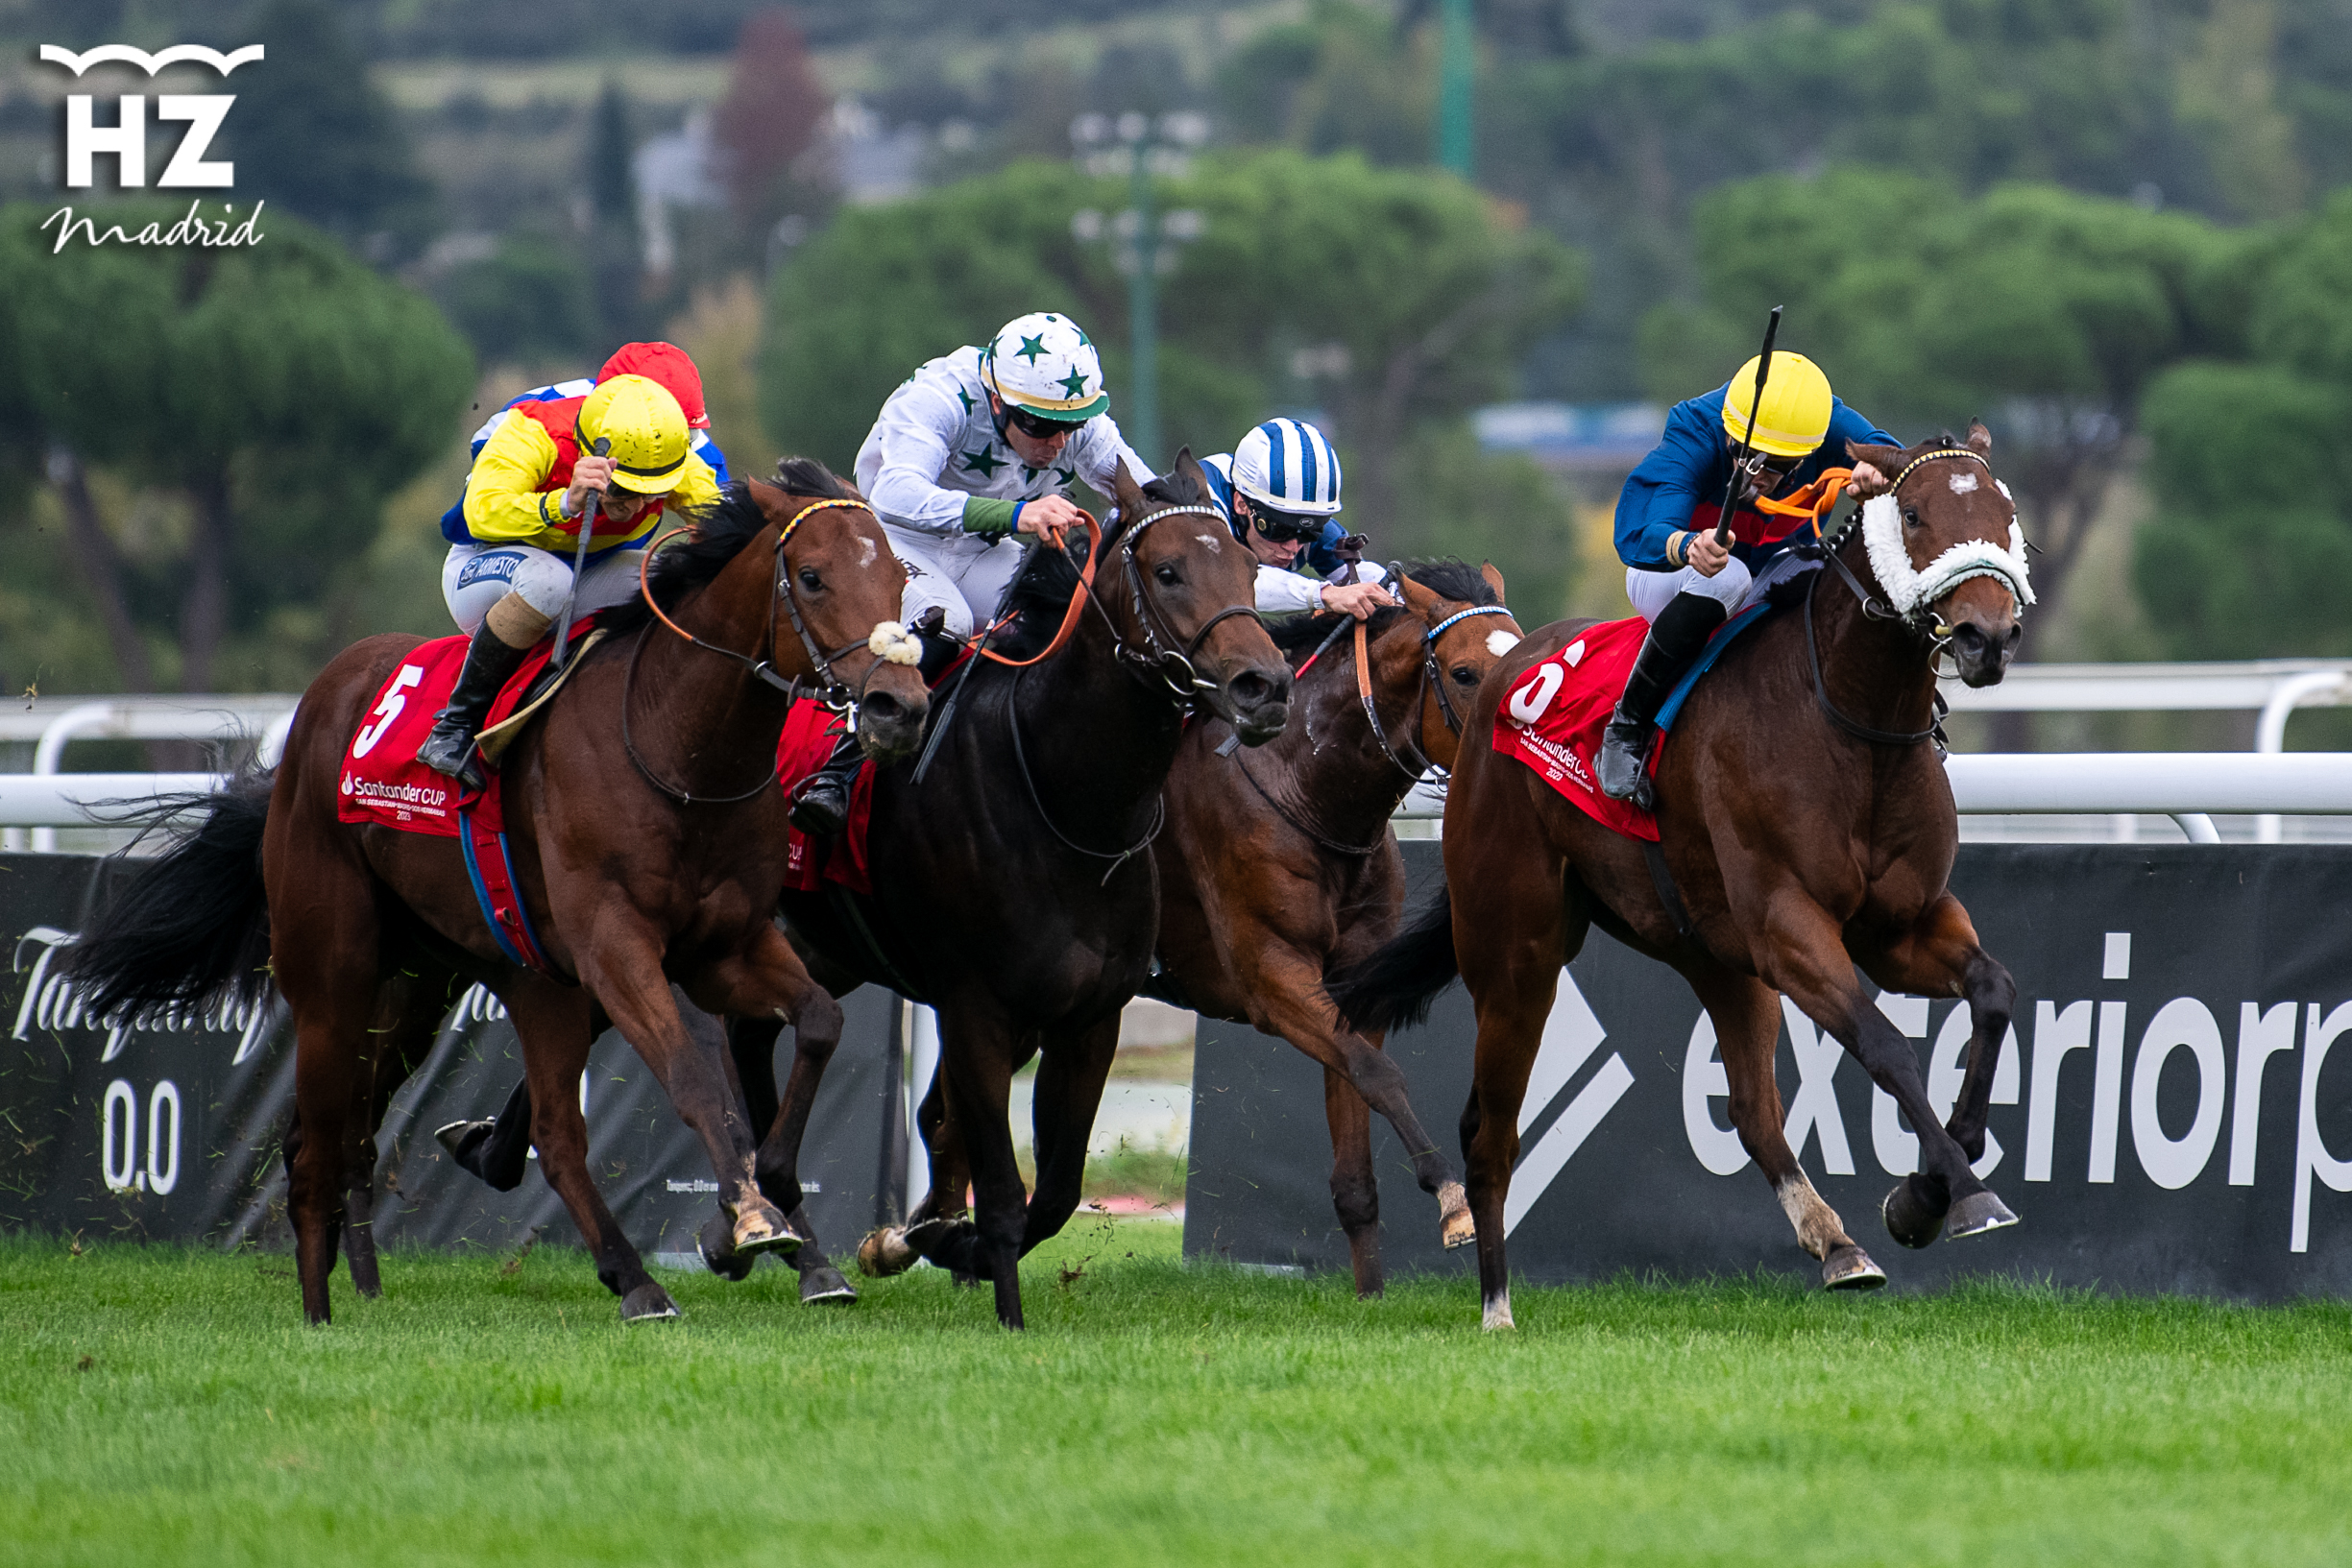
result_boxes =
[341,968,460,1299]
[1688,963,1884,1291]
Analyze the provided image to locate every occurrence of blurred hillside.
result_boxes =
[0,0,2346,712]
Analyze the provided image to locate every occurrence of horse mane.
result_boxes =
[1264,557,1501,663]
[595,460,852,637]
[982,470,1193,660]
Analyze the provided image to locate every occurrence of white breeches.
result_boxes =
[442,543,644,635]
[883,524,1031,641]
[1624,550,1816,622]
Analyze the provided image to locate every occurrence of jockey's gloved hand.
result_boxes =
[1320,581,1395,621]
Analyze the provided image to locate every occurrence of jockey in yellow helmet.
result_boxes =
[416,373,721,790]
[1596,352,1899,808]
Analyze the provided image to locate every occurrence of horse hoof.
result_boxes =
[1881,1174,1948,1250]
[1437,1181,1476,1248]
[619,1282,680,1322]
[856,1227,918,1278]
[1946,1191,2021,1240]
[1481,1296,1515,1332]
[698,1213,755,1282]
[731,1198,804,1259]
[799,1265,859,1305]
[433,1119,493,1160]
[1822,1244,1888,1291]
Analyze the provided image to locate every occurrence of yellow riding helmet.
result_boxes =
[579,374,690,495]
[1719,351,1834,458]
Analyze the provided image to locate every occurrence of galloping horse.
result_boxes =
[720,454,1293,1329]
[71,466,928,1323]
[871,561,1523,1298]
[1332,426,2031,1328]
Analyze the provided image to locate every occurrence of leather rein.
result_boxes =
[621,496,889,806]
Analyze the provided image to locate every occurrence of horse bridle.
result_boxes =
[623,497,902,805]
[1790,450,2013,754]
[1353,582,1520,783]
[1084,503,1261,708]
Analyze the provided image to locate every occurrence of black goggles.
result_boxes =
[1004,404,1084,440]
[1249,506,1321,544]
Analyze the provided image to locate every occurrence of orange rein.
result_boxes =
[1749,466,1855,543]
[636,495,871,645]
[968,512,1102,669]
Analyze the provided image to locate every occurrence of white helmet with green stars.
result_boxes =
[979,312,1108,423]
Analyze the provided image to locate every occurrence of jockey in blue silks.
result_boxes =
[1199,418,1394,621]
[1597,351,1899,807]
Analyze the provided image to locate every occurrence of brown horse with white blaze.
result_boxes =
[69,467,928,1324]
[1331,426,2030,1328]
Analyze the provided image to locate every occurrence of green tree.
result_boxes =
[1642,167,2246,650]
[0,203,474,695]
[760,149,1587,612]
[2134,190,2352,658]
[225,0,436,255]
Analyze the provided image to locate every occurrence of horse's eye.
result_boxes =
[1153,564,1180,586]
[798,567,824,591]
[1451,664,1477,686]
[1902,506,1923,529]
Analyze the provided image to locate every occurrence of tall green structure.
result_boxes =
[1436,0,1474,176]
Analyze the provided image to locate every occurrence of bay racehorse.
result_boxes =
[718,454,1293,1329]
[70,466,928,1324]
[871,560,1524,1298]
[1331,426,2031,1328]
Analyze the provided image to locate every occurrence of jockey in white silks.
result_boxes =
[1197,417,1394,621]
[790,311,1152,836]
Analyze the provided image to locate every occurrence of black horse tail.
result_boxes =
[1327,878,1460,1033]
[66,776,274,1023]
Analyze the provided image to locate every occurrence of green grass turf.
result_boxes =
[4,1222,2349,1567]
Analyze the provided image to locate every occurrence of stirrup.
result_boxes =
[1596,718,1656,809]
[417,726,485,792]
[788,775,852,837]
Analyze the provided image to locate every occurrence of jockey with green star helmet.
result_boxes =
[789,312,1152,837]
[852,311,1151,643]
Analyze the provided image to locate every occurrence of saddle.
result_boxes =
[1492,600,1776,842]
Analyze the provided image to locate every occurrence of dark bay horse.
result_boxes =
[868,561,1524,1299]
[721,454,1293,1329]
[1332,426,2031,1328]
[70,467,928,1324]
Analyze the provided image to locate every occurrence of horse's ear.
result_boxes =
[1173,446,1209,495]
[1847,440,1905,475]
[1398,572,1440,616]
[1110,456,1149,522]
[1966,420,1993,456]
[1480,560,1508,603]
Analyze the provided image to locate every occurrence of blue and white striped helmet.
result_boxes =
[1231,418,1343,517]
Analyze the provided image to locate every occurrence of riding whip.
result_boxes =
[1713,305,1782,551]
[551,435,611,669]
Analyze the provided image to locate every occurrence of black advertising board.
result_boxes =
[1186,842,2352,1301]
[1,854,901,1265]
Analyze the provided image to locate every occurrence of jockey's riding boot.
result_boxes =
[417,606,540,792]
[1597,591,1729,810]
[788,729,864,838]
[909,606,961,684]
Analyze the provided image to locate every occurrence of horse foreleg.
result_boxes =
[586,922,797,1261]
[1685,961,1883,1291]
[1020,1014,1121,1255]
[1244,945,1470,1254]
[1759,891,2009,1250]
[1861,893,2020,1236]
[1322,1066,1382,1296]
[920,999,1026,1327]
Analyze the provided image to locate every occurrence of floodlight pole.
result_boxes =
[1127,127,1161,466]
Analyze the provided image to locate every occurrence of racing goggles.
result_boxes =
[1004,403,1085,440]
[1248,505,1322,545]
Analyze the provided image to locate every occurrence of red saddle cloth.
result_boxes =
[777,701,876,894]
[1491,616,1661,843]
[336,619,592,836]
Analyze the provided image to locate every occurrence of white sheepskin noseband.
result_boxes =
[1860,490,2035,620]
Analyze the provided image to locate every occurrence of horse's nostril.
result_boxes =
[864,692,904,723]
[1229,671,1274,709]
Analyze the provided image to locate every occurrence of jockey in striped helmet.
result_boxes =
[1199,418,1394,620]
